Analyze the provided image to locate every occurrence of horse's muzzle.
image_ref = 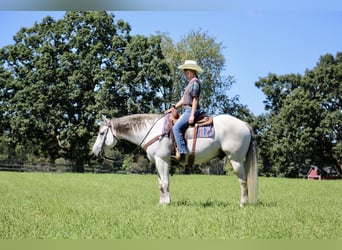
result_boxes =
[90,149,103,158]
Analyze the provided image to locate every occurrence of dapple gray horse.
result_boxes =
[92,114,258,207]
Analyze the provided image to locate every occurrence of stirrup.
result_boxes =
[172,150,180,159]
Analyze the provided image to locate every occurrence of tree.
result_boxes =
[0,64,12,135]
[0,11,171,171]
[255,52,342,177]
[302,53,342,173]
[160,29,240,115]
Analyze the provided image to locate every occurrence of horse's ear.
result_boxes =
[102,115,110,124]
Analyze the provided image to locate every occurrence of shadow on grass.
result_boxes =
[256,200,278,208]
[173,199,278,208]
[173,198,231,208]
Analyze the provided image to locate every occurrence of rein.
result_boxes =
[101,114,167,162]
[137,114,167,149]
[101,153,122,163]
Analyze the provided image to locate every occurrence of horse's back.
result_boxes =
[213,114,251,157]
[213,114,250,133]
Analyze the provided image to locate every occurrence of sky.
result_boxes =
[0,4,341,115]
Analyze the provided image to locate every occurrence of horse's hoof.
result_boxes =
[159,202,171,206]
[240,201,248,208]
[159,198,171,206]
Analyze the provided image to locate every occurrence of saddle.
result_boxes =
[166,109,213,132]
[167,110,213,168]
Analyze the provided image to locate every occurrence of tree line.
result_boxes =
[255,53,342,177]
[0,11,341,177]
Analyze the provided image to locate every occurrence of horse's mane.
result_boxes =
[111,114,163,135]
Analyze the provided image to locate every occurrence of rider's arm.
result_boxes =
[173,97,184,109]
[189,97,198,124]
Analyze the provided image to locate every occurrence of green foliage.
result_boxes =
[0,172,341,239]
[255,52,342,177]
[0,11,171,171]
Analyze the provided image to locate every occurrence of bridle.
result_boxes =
[98,123,121,162]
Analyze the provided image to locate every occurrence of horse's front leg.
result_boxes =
[155,157,171,205]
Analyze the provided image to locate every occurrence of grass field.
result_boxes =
[0,172,341,239]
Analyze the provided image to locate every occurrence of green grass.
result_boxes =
[0,172,341,239]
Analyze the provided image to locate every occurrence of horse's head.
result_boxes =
[92,116,118,158]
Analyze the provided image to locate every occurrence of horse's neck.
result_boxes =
[114,115,162,146]
[116,128,148,146]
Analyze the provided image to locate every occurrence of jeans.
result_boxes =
[172,108,200,154]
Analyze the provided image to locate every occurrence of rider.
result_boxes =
[165,60,203,163]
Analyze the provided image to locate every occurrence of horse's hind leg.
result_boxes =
[230,159,248,207]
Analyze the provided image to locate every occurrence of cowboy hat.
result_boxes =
[177,60,203,73]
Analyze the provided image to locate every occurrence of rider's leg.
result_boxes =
[172,108,191,156]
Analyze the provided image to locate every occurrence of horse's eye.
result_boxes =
[99,126,108,135]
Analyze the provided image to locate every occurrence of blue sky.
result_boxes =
[1,9,341,115]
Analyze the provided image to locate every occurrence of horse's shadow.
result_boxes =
[173,199,278,208]
[173,198,231,208]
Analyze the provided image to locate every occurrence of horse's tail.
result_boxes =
[245,123,258,205]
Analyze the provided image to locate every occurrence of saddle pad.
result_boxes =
[186,125,215,139]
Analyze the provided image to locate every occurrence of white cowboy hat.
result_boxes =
[177,60,203,73]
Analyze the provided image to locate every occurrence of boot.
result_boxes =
[171,149,180,162]
[171,151,187,163]
[179,153,187,163]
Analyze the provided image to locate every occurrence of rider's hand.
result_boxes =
[164,108,173,114]
[188,115,195,125]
